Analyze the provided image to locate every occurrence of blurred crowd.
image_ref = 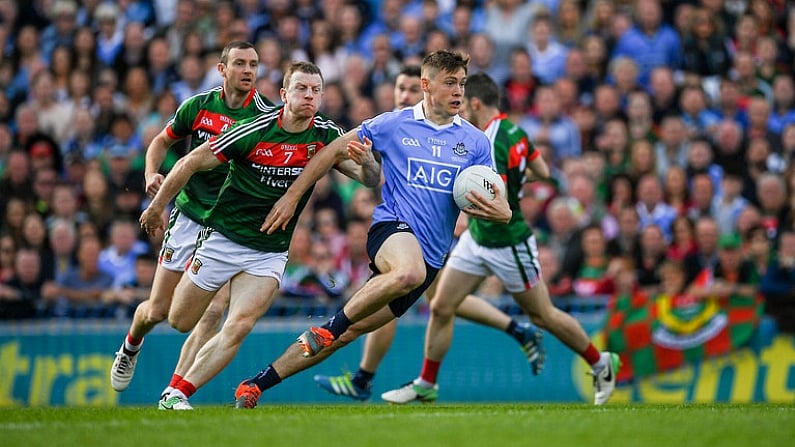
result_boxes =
[0,0,794,332]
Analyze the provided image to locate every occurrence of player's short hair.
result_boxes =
[283,61,324,90]
[464,72,500,108]
[398,64,421,79]
[220,40,258,64]
[422,50,470,79]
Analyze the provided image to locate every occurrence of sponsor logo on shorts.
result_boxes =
[162,247,174,263]
[191,258,203,275]
[396,222,409,230]
[406,158,460,193]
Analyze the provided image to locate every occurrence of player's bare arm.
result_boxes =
[461,182,511,224]
[260,130,361,234]
[140,141,221,234]
[144,128,179,198]
[525,154,550,182]
[336,135,381,188]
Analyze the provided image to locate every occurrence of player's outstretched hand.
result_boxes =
[145,173,165,198]
[261,195,298,234]
[462,182,511,224]
[347,136,373,165]
[139,206,165,236]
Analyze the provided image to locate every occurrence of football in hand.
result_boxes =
[452,165,506,210]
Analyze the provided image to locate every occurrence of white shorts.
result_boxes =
[186,227,288,292]
[445,231,542,293]
[159,209,202,272]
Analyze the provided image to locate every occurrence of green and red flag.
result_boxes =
[604,269,764,382]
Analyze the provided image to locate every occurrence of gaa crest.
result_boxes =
[453,142,467,156]
[307,143,317,158]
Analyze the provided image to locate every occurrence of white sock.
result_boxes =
[161,386,174,398]
[414,378,434,389]
[124,338,143,354]
[592,352,608,372]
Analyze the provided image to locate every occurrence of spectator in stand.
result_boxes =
[80,168,115,236]
[683,216,720,284]
[744,224,772,278]
[678,84,721,138]
[769,75,795,135]
[281,238,350,316]
[102,251,157,319]
[684,136,724,192]
[634,224,667,295]
[663,165,691,216]
[654,114,690,178]
[0,234,16,283]
[686,173,717,222]
[648,66,680,125]
[635,173,677,240]
[467,33,509,86]
[563,48,598,105]
[681,7,733,78]
[759,228,795,334]
[40,1,79,63]
[337,218,371,299]
[667,215,698,262]
[53,235,114,318]
[625,89,656,142]
[544,196,584,273]
[604,173,634,218]
[756,173,791,241]
[712,119,746,176]
[47,218,77,281]
[527,13,568,86]
[732,50,773,104]
[502,47,540,119]
[712,77,748,129]
[626,139,657,185]
[111,21,149,84]
[555,0,584,47]
[608,56,641,107]
[0,151,33,205]
[713,172,749,235]
[727,14,761,60]
[595,117,630,180]
[1,248,58,319]
[483,0,539,70]
[592,84,624,132]
[98,219,149,288]
[1,198,29,247]
[746,96,782,153]
[611,0,682,88]
[30,166,58,217]
[563,224,615,298]
[519,85,581,167]
[581,34,609,84]
[687,232,759,300]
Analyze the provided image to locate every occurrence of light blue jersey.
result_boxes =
[358,102,493,268]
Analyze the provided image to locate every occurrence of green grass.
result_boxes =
[2,403,794,447]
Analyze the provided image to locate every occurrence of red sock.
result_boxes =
[581,343,601,366]
[169,374,183,388]
[419,358,441,385]
[174,379,197,398]
[126,333,143,346]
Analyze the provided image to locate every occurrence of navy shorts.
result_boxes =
[366,221,440,317]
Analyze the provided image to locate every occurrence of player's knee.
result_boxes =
[199,301,226,327]
[168,314,193,333]
[391,268,426,294]
[429,300,455,321]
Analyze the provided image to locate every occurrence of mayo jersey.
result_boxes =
[166,87,272,224]
[207,106,344,252]
[468,114,539,247]
[359,102,493,268]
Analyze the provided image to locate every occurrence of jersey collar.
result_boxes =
[483,113,507,132]
[412,102,462,126]
[277,105,313,130]
[219,88,257,108]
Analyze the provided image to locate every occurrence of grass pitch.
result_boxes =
[2,403,793,447]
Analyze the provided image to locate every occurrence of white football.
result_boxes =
[452,165,506,210]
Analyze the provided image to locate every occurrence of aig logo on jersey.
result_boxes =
[407,157,460,193]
